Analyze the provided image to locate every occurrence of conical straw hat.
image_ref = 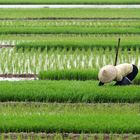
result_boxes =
[98,65,117,83]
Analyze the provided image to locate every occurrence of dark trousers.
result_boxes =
[126,65,138,81]
[115,64,138,85]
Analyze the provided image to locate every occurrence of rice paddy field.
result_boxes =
[0,8,140,19]
[0,1,140,140]
[0,0,140,5]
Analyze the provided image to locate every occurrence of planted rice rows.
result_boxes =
[2,103,138,116]
[39,69,99,81]
[38,69,140,85]
[2,26,140,35]
[1,20,140,35]
[0,103,139,133]
[0,34,136,41]
[0,48,139,74]
[0,0,140,4]
[16,39,140,50]
[0,80,140,102]
[2,35,140,50]
[0,7,139,137]
[1,20,140,28]
[0,8,139,19]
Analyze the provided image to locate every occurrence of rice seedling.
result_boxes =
[0,102,139,133]
[1,26,140,35]
[15,39,140,50]
[2,34,140,40]
[0,20,140,36]
[0,80,140,102]
[0,0,140,4]
[1,102,139,115]
[38,69,140,85]
[1,34,140,51]
[0,8,139,19]
[1,20,140,28]
[1,34,140,50]
[38,69,98,80]
[0,48,139,74]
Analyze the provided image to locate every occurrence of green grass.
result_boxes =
[0,9,139,19]
[0,81,140,103]
[0,0,140,4]
[0,103,139,133]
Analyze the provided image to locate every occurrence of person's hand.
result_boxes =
[99,82,104,86]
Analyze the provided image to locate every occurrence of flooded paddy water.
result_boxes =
[0,5,140,9]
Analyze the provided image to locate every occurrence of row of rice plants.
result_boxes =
[2,102,138,116]
[1,20,140,28]
[39,69,98,80]
[38,69,140,85]
[2,34,140,50]
[15,39,140,50]
[0,101,140,134]
[0,8,139,19]
[0,0,140,4]
[0,103,139,133]
[0,80,140,103]
[0,34,139,41]
[0,48,139,74]
[1,26,140,35]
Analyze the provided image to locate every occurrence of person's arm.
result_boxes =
[99,81,104,86]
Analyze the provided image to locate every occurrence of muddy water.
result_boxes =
[0,77,36,81]
[0,5,140,8]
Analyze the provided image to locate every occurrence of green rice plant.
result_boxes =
[0,103,139,133]
[0,80,140,103]
[38,69,98,80]
[0,0,140,4]
[0,47,140,74]
[1,26,140,35]
[2,34,140,51]
[39,69,140,84]
[15,40,140,51]
[1,20,140,28]
[133,72,140,85]
[0,8,139,19]
[0,34,140,42]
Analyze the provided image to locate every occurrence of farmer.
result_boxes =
[98,63,138,86]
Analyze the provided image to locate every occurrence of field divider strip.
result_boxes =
[0,18,140,20]
[1,5,140,9]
